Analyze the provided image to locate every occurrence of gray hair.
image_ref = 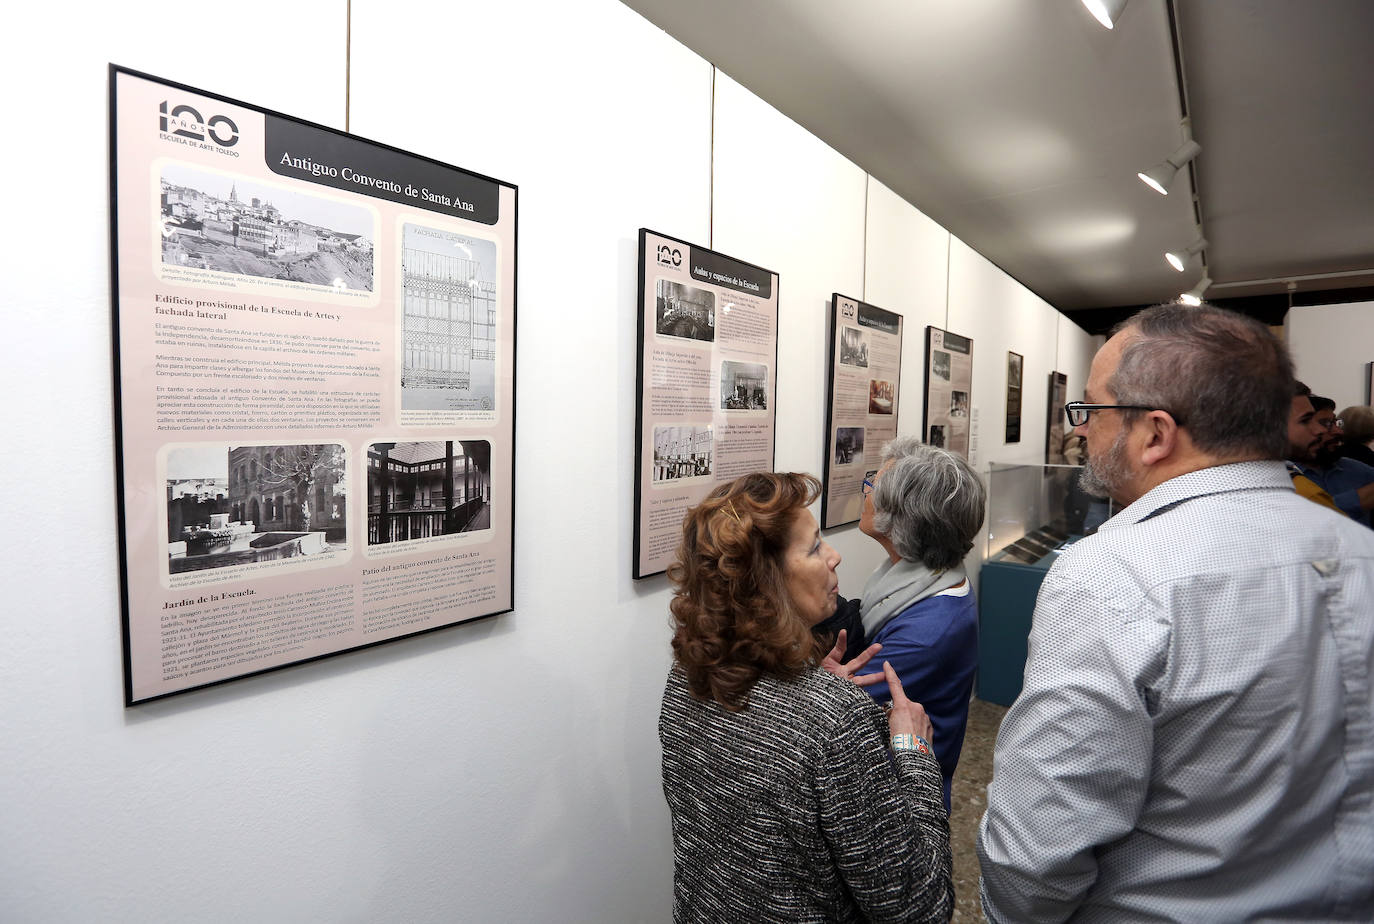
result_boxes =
[871,436,986,570]
[1110,304,1293,459]
[1341,406,1374,445]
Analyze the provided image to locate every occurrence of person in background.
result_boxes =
[659,471,953,923]
[1293,385,1374,527]
[1286,383,1343,513]
[847,437,985,815]
[1337,404,1374,467]
[978,304,1374,921]
[1310,394,1342,454]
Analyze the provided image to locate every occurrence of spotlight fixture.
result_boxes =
[1081,0,1129,29]
[1165,236,1208,272]
[1179,275,1212,306]
[1138,138,1202,195]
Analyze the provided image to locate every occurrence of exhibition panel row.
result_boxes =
[111,68,1074,702]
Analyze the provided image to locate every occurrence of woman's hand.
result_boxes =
[884,661,934,743]
[820,630,884,687]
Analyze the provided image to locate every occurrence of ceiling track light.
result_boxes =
[1165,235,1208,272]
[1138,138,1202,196]
[1179,274,1212,306]
[1081,0,1129,30]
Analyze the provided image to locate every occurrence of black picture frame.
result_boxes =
[110,65,518,704]
[821,294,903,529]
[633,228,779,579]
[922,326,974,460]
[1005,351,1024,443]
[1046,371,1068,462]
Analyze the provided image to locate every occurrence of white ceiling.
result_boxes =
[619,0,1374,332]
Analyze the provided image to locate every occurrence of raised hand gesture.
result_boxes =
[820,629,885,687]
[883,661,934,746]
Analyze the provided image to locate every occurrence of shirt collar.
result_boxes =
[1099,460,1292,531]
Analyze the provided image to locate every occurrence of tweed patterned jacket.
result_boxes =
[659,663,954,922]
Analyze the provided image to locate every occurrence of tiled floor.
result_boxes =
[948,697,1009,922]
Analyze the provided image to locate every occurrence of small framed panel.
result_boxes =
[923,327,974,460]
[633,229,779,579]
[1045,371,1069,463]
[821,295,903,529]
[1005,351,1024,443]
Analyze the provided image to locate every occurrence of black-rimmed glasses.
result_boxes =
[1064,401,1161,428]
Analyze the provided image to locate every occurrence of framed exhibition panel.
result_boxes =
[1045,371,1069,463]
[110,66,517,704]
[923,327,974,460]
[821,294,903,529]
[1005,351,1024,443]
[633,229,779,579]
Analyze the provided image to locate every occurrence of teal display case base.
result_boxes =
[977,553,1056,706]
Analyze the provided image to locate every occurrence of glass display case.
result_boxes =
[985,462,1116,568]
[977,463,1116,705]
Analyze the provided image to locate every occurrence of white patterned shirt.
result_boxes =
[978,460,1374,922]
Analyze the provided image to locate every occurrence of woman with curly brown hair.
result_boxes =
[658,471,954,923]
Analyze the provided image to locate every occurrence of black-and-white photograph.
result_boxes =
[834,427,865,464]
[928,425,947,449]
[400,224,499,412]
[868,379,895,415]
[160,164,375,291]
[720,360,769,410]
[1007,351,1023,388]
[931,350,951,381]
[839,326,870,368]
[166,444,347,574]
[366,440,492,544]
[950,390,969,418]
[655,280,716,343]
[653,425,713,482]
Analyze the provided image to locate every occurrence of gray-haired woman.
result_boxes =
[852,436,986,813]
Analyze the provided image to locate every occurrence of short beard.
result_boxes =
[1079,429,1132,502]
[1314,442,1340,467]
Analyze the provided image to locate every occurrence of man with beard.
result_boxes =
[1285,385,1342,513]
[1294,389,1374,527]
[977,304,1374,922]
[1311,395,1343,454]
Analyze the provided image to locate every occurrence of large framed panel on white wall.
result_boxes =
[110,66,517,703]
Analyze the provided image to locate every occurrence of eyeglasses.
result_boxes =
[1063,401,1169,428]
[861,477,875,495]
[1318,418,1345,430]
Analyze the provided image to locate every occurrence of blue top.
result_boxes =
[1299,456,1374,527]
[855,586,979,813]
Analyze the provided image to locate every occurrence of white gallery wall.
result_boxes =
[1286,301,1374,409]
[0,1,1097,920]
